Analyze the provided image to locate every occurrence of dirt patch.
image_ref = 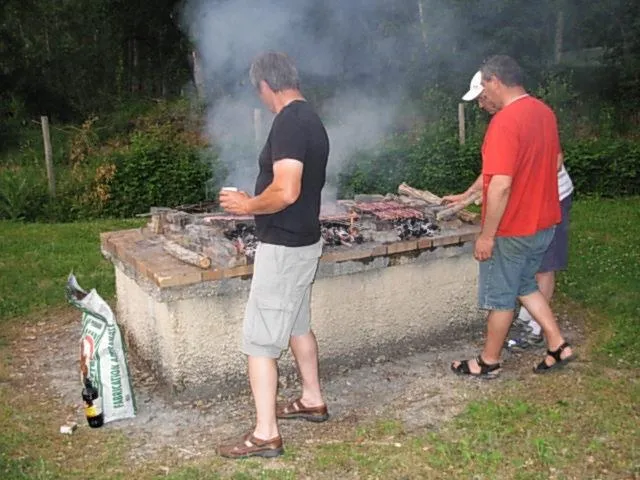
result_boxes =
[2,304,584,466]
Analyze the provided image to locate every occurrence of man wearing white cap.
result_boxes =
[449,69,575,351]
[444,55,575,378]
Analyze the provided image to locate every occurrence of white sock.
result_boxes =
[517,308,542,335]
[528,319,542,335]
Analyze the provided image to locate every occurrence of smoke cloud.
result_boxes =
[180,0,452,199]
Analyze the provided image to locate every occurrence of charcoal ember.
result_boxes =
[321,222,363,247]
[394,218,439,240]
[224,223,258,260]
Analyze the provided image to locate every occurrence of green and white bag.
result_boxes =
[66,274,136,424]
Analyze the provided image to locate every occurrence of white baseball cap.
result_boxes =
[462,71,483,101]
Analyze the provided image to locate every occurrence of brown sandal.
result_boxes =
[276,398,329,422]
[218,431,284,459]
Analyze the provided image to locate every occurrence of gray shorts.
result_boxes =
[539,194,572,273]
[242,239,323,358]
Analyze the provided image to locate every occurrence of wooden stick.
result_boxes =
[436,191,482,220]
[162,240,211,269]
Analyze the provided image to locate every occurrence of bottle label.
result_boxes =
[85,405,100,417]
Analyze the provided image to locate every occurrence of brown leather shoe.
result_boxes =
[218,432,284,459]
[276,398,329,422]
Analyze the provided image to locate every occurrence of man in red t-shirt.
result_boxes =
[446,56,575,378]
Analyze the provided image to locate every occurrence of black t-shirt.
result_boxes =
[254,100,329,246]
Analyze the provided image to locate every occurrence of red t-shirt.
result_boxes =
[481,95,561,237]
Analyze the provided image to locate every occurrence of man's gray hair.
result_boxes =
[480,55,524,87]
[249,51,300,92]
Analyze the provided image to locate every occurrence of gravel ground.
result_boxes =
[7,306,582,465]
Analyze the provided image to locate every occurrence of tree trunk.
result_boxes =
[417,0,428,52]
[554,8,564,64]
[131,38,139,93]
[44,24,51,61]
[192,50,205,99]
[458,103,466,145]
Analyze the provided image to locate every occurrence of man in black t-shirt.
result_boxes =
[218,52,329,459]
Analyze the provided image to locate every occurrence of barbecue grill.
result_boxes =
[146,190,477,271]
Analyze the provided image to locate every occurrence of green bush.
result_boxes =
[0,165,50,220]
[564,139,640,197]
[103,128,217,217]
[0,99,223,221]
[0,137,218,221]
[406,135,481,196]
[338,128,639,199]
[338,132,481,197]
[337,136,413,197]
[0,162,106,222]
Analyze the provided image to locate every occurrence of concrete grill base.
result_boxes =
[101,225,482,399]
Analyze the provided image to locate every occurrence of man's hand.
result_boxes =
[474,233,495,261]
[219,189,251,215]
[442,192,467,205]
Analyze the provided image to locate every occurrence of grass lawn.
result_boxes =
[0,197,639,479]
[557,197,640,366]
[0,219,145,321]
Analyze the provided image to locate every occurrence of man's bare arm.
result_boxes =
[473,174,511,261]
[480,175,512,238]
[219,159,303,216]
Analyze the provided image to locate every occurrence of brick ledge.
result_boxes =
[101,226,479,289]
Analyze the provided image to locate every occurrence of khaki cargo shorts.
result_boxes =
[242,239,323,358]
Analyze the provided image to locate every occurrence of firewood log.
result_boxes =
[436,191,482,220]
[398,182,479,223]
[162,240,211,269]
[397,183,443,205]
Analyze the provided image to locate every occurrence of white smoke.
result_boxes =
[180,0,420,199]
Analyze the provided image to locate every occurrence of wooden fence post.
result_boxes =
[192,50,205,99]
[458,103,466,145]
[253,108,262,151]
[41,115,56,197]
